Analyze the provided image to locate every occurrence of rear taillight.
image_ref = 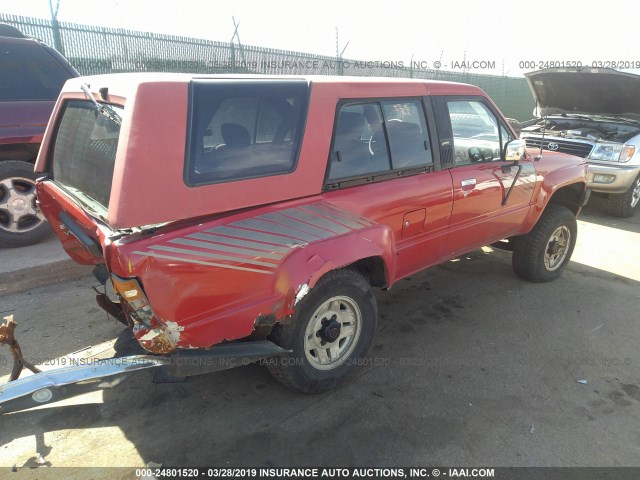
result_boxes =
[111,274,184,354]
[111,275,178,353]
[111,275,156,324]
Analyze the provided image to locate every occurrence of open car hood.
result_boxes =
[525,68,640,117]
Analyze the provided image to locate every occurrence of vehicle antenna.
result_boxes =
[535,97,545,161]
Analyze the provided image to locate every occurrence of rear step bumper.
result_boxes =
[0,341,289,414]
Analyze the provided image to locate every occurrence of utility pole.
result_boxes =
[335,28,348,76]
[48,0,64,55]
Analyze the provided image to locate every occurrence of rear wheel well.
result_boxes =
[257,258,387,339]
[548,183,585,216]
[0,144,39,163]
[347,256,388,288]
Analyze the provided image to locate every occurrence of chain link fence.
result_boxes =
[1,14,535,120]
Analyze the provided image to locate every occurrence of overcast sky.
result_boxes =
[3,0,638,77]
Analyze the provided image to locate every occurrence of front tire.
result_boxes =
[512,205,577,282]
[607,174,640,218]
[0,160,51,247]
[266,269,377,394]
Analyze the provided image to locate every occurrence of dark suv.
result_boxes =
[0,23,78,247]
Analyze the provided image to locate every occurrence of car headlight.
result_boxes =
[588,144,635,162]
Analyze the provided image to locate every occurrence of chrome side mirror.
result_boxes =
[504,139,526,161]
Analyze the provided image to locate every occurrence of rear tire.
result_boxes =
[0,160,51,248]
[607,174,640,218]
[266,269,377,394]
[512,205,577,282]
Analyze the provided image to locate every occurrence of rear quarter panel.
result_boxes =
[107,198,395,349]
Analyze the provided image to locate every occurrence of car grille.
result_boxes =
[523,136,593,158]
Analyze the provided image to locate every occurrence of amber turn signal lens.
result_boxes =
[111,275,143,301]
[620,145,635,162]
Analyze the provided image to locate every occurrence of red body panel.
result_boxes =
[519,148,588,232]
[447,161,536,255]
[34,74,588,353]
[324,170,454,279]
[0,101,56,146]
[107,198,395,348]
[36,181,110,265]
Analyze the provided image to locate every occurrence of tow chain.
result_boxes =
[0,315,41,382]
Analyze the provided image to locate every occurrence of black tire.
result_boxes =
[607,174,640,218]
[266,269,377,394]
[0,160,51,248]
[511,205,577,282]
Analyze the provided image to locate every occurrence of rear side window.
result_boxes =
[329,104,390,180]
[327,99,432,182]
[382,100,432,168]
[51,101,122,210]
[0,43,72,101]
[186,80,309,186]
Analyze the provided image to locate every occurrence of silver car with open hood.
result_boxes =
[521,68,640,217]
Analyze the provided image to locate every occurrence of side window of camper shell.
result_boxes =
[185,80,309,186]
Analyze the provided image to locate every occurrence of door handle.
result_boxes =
[461,178,476,188]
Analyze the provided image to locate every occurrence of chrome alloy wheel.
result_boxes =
[304,295,362,371]
[0,177,45,234]
[544,225,571,271]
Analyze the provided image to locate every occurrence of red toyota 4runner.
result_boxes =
[34,74,588,393]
